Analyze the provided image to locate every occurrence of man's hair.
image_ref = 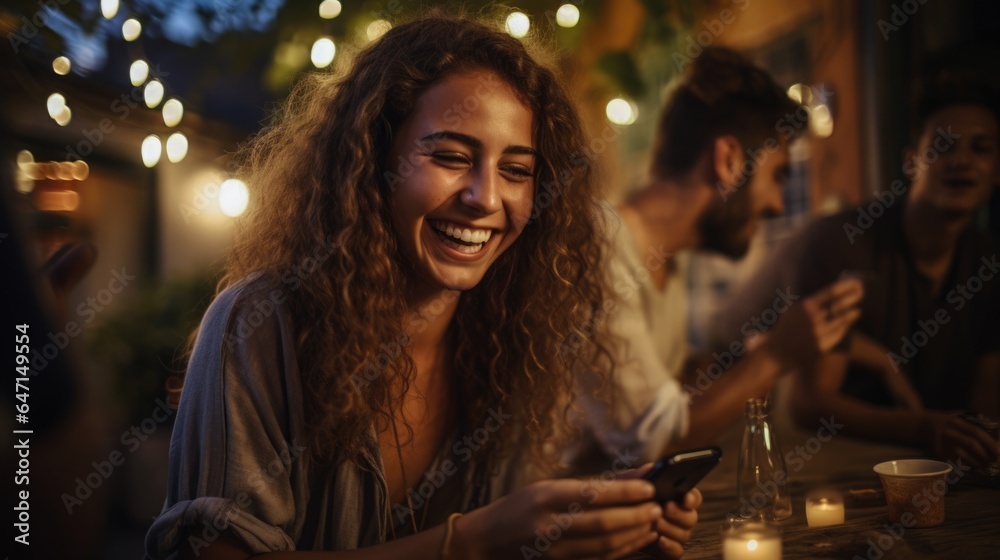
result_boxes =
[911,72,1000,144]
[651,46,801,181]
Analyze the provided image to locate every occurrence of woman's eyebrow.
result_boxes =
[420,131,536,156]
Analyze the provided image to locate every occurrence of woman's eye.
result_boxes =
[502,165,534,181]
[432,152,470,167]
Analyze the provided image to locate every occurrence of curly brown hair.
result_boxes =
[198,12,614,482]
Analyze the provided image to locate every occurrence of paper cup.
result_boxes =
[873,460,953,528]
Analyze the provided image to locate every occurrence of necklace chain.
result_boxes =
[389,418,423,537]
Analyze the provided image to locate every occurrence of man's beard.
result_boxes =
[697,179,754,260]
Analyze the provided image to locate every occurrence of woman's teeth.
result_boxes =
[432,221,493,244]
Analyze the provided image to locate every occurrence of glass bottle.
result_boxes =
[736,398,792,520]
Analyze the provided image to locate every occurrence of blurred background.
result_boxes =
[2,0,999,558]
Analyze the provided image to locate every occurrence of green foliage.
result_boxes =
[88,270,217,423]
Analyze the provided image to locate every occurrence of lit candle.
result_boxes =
[806,489,845,528]
[721,523,782,560]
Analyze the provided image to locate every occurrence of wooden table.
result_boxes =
[675,407,1000,559]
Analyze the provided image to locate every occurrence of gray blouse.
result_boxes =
[144,274,531,558]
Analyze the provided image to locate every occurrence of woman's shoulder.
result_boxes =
[199,271,293,344]
[181,271,302,426]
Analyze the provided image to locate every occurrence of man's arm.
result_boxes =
[666,345,785,453]
[792,353,999,467]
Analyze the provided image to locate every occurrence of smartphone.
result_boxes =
[642,446,722,503]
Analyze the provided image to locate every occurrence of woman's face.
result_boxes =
[387,70,536,293]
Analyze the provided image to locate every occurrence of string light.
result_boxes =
[311,37,336,68]
[101,0,119,20]
[162,99,184,127]
[556,4,581,28]
[166,132,188,163]
[318,0,342,19]
[130,60,150,86]
[505,12,530,38]
[144,79,164,108]
[53,106,72,126]
[52,56,71,75]
[219,179,249,217]
[606,97,637,125]
[141,135,162,167]
[122,19,142,41]
[46,93,66,118]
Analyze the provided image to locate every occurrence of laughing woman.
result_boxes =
[145,14,700,560]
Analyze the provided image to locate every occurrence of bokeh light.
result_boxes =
[144,79,164,108]
[46,93,66,119]
[505,12,530,38]
[166,132,189,163]
[130,59,150,86]
[162,98,184,127]
[219,178,249,217]
[606,97,637,125]
[311,37,336,68]
[319,0,342,19]
[142,135,162,167]
[101,0,119,19]
[122,19,142,41]
[367,19,392,42]
[52,56,71,75]
[556,4,581,28]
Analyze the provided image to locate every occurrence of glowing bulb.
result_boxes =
[162,99,184,127]
[142,135,162,168]
[367,19,391,41]
[130,59,149,86]
[166,132,188,163]
[47,93,66,118]
[52,56,71,75]
[810,103,834,138]
[71,161,90,180]
[122,18,142,41]
[101,0,119,19]
[318,0,342,19]
[556,4,580,28]
[606,97,637,125]
[747,539,758,551]
[219,179,249,217]
[505,12,530,38]
[787,83,803,104]
[311,37,336,68]
[144,79,164,108]
[16,150,34,169]
[54,106,72,126]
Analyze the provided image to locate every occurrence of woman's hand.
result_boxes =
[649,488,701,558]
[618,464,701,558]
[454,478,663,560]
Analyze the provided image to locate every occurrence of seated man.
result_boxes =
[569,47,864,468]
[792,76,1000,468]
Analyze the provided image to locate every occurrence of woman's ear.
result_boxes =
[712,135,744,190]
